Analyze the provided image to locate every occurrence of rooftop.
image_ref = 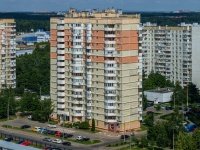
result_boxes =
[145,87,173,93]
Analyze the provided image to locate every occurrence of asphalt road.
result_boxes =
[0,118,121,150]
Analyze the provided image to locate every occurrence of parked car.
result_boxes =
[28,115,32,119]
[62,141,71,146]
[48,130,58,135]
[21,141,31,146]
[43,137,52,142]
[165,106,172,110]
[17,140,25,144]
[185,124,197,132]
[147,102,154,107]
[55,131,62,136]
[60,133,73,138]
[76,136,90,141]
[48,124,57,128]
[120,135,130,141]
[32,126,41,132]
[4,136,13,142]
[52,139,62,144]
[21,125,31,129]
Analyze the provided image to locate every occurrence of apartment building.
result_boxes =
[0,19,16,89]
[141,22,200,88]
[50,9,142,132]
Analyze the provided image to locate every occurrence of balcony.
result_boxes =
[57,62,65,67]
[57,56,65,60]
[104,27,116,31]
[72,88,83,92]
[57,68,65,73]
[72,81,83,85]
[104,60,115,64]
[105,119,117,123]
[57,38,65,42]
[105,34,116,38]
[73,45,82,49]
[104,72,116,77]
[72,69,83,73]
[72,51,83,55]
[73,39,82,42]
[57,20,64,25]
[105,47,115,51]
[57,104,65,109]
[57,44,65,49]
[72,76,83,80]
[72,101,83,104]
[72,94,83,98]
[73,112,84,116]
[57,85,65,91]
[57,32,64,36]
[87,103,94,107]
[87,37,92,43]
[57,26,64,30]
[105,105,116,109]
[105,112,116,116]
[87,116,92,119]
[105,41,116,44]
[73,107,83,110]
[1,50,5,54]
[57,98,65,103]
[57,92,65,97]
[104,80,116,84]
[57,79,65,84]
[57,50,65,55]
[87,109,92,113]
[87,46,91,49]
[105,93,116,97]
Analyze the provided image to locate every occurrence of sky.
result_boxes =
[0,0,200,12]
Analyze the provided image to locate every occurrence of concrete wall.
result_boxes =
[144,91,173,103]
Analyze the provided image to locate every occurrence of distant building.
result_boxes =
[0,19,16,89]
[141,22,200,89]
[16,29,50,44]
[41,95,50,100]
[144,88,173,104]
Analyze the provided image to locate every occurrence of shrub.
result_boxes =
[91,118,95,132]
[115,143,118,146]
[79,121,90,129]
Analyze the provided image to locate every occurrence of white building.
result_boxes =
[141,22,200,89]
[35,29,50,43]
[144,88,173,104]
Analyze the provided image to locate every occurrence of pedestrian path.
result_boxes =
[50,127,76,133]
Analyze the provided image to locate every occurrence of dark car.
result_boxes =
[60,133,73,138]
[21,125,31,129]
[120,135,130,141]
[17,140,25,144]
[43,148,61,150]
[4,136,13,142]
[147,111,154,115]
[63,141,71,146]
[165,106,172,110]
[147,102,154,107]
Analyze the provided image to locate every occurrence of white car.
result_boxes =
[48,124,57,128]
[52,139,62,144]
[28,115,32,119]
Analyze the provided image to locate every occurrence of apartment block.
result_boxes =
[0,19,16,89]
[141,22,200,88]
[50,9,142,132]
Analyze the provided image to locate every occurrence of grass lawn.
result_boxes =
[160,113,174,120]
[118,146,146,150]
[68,139,101,145]
[77,128,101,134]
[107,141,129,147]
[0,115,16,122]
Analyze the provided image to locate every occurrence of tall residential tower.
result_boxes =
[50,9,142,132]
[0,19,16,89]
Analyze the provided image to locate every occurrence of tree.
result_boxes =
[192,128,200,149]
[171,81,186,107]
[91,118,95,132]
[142,93,148,110]
[140,135,149,148]
[155,104,161,111]
[144,113,154,127]
[79,121,90,129]
[187,83,199,103]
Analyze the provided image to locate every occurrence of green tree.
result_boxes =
[192,128,200,149]
[91,118,95,132]
[144,113,154,127]
[155,104,161,111]
[140,135,149,148]
[142,93,148,110]
[79,121,90,129]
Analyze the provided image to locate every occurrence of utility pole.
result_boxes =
[187,84,188,108]
[62,114,65,142]
[7,101,9,129]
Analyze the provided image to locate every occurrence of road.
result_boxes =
[0,118,121,150]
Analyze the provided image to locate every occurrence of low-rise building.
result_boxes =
[144,88,173,104]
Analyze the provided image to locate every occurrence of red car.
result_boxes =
[21,141,31,146]
[55,131,62,136]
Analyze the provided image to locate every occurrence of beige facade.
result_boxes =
[0,19,16,89]
[50,9,142,132]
